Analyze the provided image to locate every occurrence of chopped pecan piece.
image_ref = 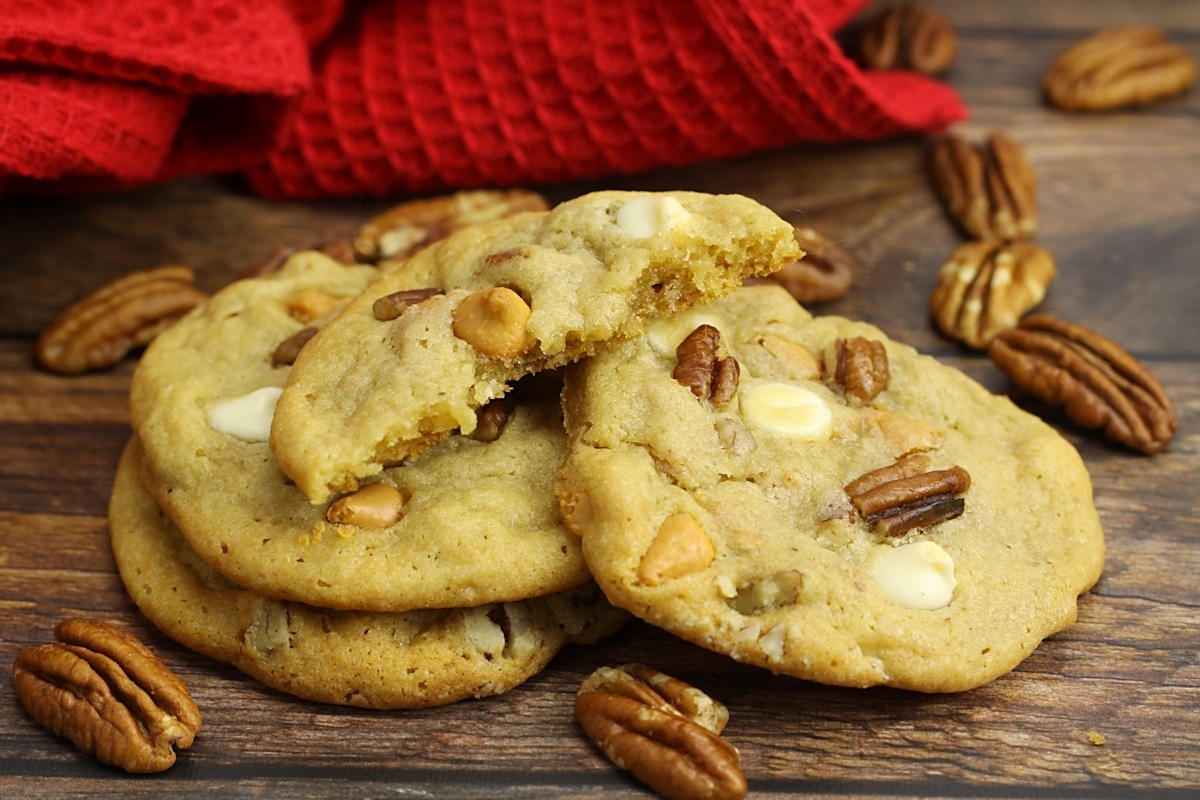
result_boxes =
[989,314,1177,454]
[34,266,207,375]
[828,336,889,404]
[857,2,956,76]
[372,287,445,321]
[929,239,1057,349]
[576,664,746,800]
[452,287,533,359]
[271,326,318,367]
[470,398,509,442]
[846,456,970,537]
[674,325,740,408]
[928,132,1037,241]
[13,619,202,773]
[354,189,549,263]
[1044,26,1196,111]
[747,226,854,304]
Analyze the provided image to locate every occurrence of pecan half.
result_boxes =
[576,664,746,800]
[13,619,202,773]
[929,239,1057,349]
[989,314,1177,454]
[857,2,956,76]
[827,336,889,404]
[354,189,549,263]
[928,132,1037,241]
[747,226,855,304]
[845,455,970,537]
[675,325,740,408]
[34,266,207,375]
[1044,26,1196,112]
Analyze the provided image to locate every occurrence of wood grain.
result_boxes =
[2,1,1198,796]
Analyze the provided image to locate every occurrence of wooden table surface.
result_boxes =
[2,1,1198,797]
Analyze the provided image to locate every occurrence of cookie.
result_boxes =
[131,252,592,611]
[110,438,627,709]
[558,285,1105,692]
[271,190,802,502]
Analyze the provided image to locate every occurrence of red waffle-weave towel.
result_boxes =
[247,0,964,198]
[0,0,963,198]
[0,0,340,188]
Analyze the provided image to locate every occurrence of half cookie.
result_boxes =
[111,438,628,709]
[558,285,1104,692]
[131,253,591,611]
[271,190,802,502]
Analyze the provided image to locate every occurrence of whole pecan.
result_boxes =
[845,455,970,537]
[13,619,202,773]
[989,314,1178,454]
[928,132,1037,241]
[1044,26,1196,112]
[354,189,549,263]
[929,239,1057,349]
[675,325,740,408]
[747,226,855,304]
[857,2,956,76]
[576,664,746,800]
[828,336,889,404]
[34,265,207,375]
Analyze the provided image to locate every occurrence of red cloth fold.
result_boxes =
[0,0,964,199]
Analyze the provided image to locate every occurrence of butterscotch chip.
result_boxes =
[559,284,1104,692]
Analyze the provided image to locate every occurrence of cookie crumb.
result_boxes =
[1087,731,1107,746]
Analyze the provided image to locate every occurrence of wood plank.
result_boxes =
[1,0,1197,794]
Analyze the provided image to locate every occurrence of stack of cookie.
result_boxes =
[112,188,1104,707]
[111,190,806,708]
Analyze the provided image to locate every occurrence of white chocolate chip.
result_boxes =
[646,310,726,355]
[207,386,283,442]
[741,383,832,439]
[873,541,956,610]
[615,195,690,238]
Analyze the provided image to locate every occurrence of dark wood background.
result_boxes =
[2,1,1197,796]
